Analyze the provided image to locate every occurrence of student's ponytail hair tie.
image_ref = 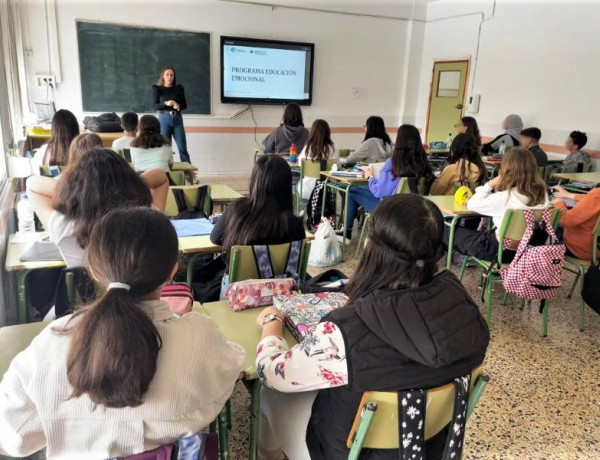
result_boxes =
[415,260,425,268]
[107,282,131,291]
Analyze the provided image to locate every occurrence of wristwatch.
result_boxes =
[263,313,284,326]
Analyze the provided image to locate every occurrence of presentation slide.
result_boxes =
[223,41,311,101]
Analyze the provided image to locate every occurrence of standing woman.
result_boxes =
[153,66,191,163]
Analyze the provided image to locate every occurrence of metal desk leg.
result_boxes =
[446,216,460,270]
[218,402,231,460]
[17,269,31,324]
[340,183,354,261]
[241,379,261,460]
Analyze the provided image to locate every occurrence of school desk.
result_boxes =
[320,171,369,260]
[198,300,298,460]
[170,161,198,173]
[426,195,480,270]
[210,184,243,208]
[553,172,600,185]
[25,128,122,151]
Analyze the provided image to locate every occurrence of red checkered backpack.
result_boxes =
[499,209,565,302]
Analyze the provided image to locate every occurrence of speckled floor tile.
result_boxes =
[228,237,600,459]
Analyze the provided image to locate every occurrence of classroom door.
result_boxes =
[425,60,469,144]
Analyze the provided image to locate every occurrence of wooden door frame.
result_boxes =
[424,59,471,143]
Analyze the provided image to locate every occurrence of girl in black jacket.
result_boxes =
[256,194,490,460]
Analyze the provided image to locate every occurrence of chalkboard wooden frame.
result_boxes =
[76,21,211,114]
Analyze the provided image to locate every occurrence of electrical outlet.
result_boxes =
[35,75,55,88]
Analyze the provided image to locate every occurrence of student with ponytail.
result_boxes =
[0,208,244,458]
[255,194,489,459]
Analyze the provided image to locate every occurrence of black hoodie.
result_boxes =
[306,270,489,459]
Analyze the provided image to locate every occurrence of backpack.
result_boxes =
[300,269,348,293]
[499,209,565,305]
[83,112,122,132]
[172,186,211,220]
[306,179,335,232]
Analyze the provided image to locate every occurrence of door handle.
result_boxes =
[455,103,464,110]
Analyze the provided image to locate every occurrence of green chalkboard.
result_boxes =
[77,21,211,114]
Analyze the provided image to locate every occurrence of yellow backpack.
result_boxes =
[454,185,473,205]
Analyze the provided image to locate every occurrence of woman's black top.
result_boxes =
[152,84,187,111]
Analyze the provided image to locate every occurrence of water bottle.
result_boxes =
[17,194,35,233]
[499,141,507,156]
[446,133,453,148]
[289,143,298,163]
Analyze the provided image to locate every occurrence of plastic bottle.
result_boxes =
[17,194,35,233]
[289,143,298,162]
[446,133,453,148]
[499,141,507,156]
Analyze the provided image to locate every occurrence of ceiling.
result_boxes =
[215,0,438,20]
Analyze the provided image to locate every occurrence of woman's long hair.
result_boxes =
[68,132,103,165]
[346,194,444,303]
[53,149,153,249]
[496,148,547,206]
[282,103,304,127]
[48,109,79,166]
[391,125,434,185]
[461,116,482,148]
[304,119,334,161]
[64,207,178,408]
[156,66,176,86]
[449,133,486,183]
[223,155,294,252]
[363,116,392,145]
[131,115,170,149]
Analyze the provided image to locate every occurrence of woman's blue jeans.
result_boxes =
[345,186,381,236]
[157,112,191,163]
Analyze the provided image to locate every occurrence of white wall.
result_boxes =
[415,0,600,155]
[20,0,409,175]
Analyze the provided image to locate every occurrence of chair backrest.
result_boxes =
[167,170,185,186]
[537,165,550,183]
[165,185,211,217]
[229,240,311,283]
[301,159,336,179]
[496,208,561,264]
[396,177,427,195]
[346,366,485,449]
[578,162,594,173]
[591,213,600,265]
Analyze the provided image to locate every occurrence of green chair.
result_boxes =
[165,185,212,218]
[167,170,186,186]
[229,240,311,283]
[458,208,561,336]
[538,165,551,183]
[296,159,336,215]
[355,177,426,259]
[347,366,489,460]
[563,213,600,331]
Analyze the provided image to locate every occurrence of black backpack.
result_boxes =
[306,179,335,232]
[83,112,122,133]
[171,186,212,220]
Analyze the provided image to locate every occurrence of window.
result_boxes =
[437,70,461,98]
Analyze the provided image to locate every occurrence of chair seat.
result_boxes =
[564,256,591,268]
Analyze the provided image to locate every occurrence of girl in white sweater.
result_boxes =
[0,207,245,459]
[444,148,549,261]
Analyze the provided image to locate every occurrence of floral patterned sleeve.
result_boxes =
[256,321,348,392]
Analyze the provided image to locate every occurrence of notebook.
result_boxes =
[20,241,63,262]
[273,292,348,342]
[171,218,214,237]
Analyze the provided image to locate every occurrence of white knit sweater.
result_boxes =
[0,301,245,459]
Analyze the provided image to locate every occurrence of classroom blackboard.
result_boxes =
[77,21,211,114]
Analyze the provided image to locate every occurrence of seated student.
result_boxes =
[262,103,309,154]
[552,185,600,260]
[482,114,523,154]
[111,111,138,151]
[559,130,591,173]
[445,148,549,261]
[210,155,306,296]
[68,132,102,165]
[27,149,169,268]
[343,116,393,164]
[342,124,434,241]
[431,133,486,195]
[0,207,245,458]
[519,127,548,167]
[456,116,482,151]
[298,119,340,199]
[32,109,79,172]
[255,194,490,460]
[130,115,173,172]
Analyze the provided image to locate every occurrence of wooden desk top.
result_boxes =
[197,301,297,379]
[170,162,198,172]
[5,235,66,272]
[321,171,368,184]
[426,195,479,216]
[553,172,600,185]
[210,184,243,203]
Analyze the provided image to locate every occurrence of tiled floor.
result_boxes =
[228,238,600,459]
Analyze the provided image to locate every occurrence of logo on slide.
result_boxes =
[231,47,236,53]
